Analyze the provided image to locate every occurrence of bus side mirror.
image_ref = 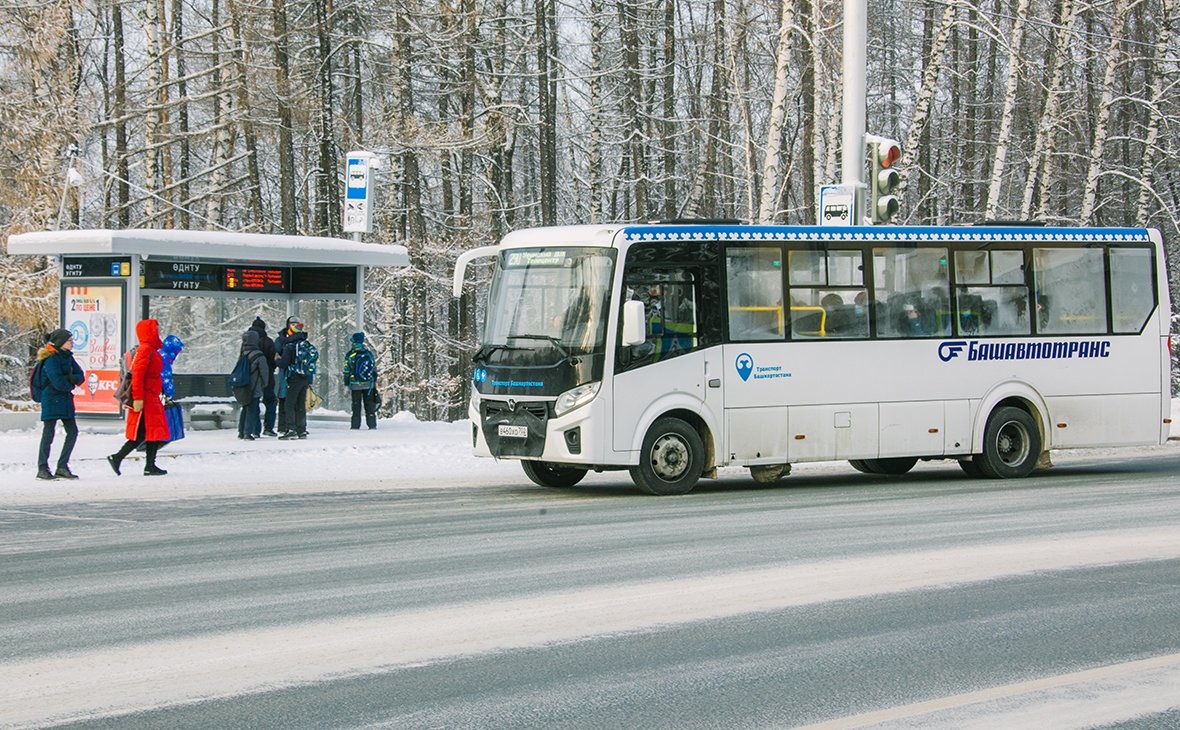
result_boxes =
[622,300,646,346]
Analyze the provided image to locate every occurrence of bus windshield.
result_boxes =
[482,247,616,361]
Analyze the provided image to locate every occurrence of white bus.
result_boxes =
[452,223,1173,495]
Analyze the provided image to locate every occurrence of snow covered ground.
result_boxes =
[1,399,1177,505]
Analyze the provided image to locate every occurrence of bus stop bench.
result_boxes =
[172,373,240,430]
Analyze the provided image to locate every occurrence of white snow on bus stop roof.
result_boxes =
[7,228,409,268]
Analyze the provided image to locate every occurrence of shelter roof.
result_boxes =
[7,229,409,268]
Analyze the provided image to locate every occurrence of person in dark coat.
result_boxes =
[34,328,85,480]
[108,319,171,476]
[236,329,270,440]
[249,317,278,436]
[276,321,312,439]
[273,316,299,435]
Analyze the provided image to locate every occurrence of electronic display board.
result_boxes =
[142,261,222,291]
[225,266,289,292]
[140,260,359,294]
[291,266,357,294]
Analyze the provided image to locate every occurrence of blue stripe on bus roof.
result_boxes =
[619,225,1151,243]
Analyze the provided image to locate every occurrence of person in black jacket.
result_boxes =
[34,328,85,480]
[249,317,278,436]
[236,330,270,440]
[276,321,313,439]
[273,316,299,435]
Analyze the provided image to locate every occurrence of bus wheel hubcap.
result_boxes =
[997,422,1028,466]
[651,435,688,480]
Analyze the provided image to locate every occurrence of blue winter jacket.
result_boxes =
[36,346,85,421]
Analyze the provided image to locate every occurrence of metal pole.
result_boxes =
[355,266,365,332]
[841,0,867,199]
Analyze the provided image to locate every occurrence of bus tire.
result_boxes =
[958,457,984,478]
[857,457,918,476]
[848,459,875,475]
[521,460,587,488]
[750,464,790,484]
[976,406,1041,479]
[630,417,704,495]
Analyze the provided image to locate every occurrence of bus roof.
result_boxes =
[617,223,1153,245]
[495,223,1154,249]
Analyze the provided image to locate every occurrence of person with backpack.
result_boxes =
[273,316,299,435]
[33,328,85,480]
[107,319,171,476]
[342,332,379,430]
[249,317,278,436]
[276,320,317,440]
[235,330,270,440]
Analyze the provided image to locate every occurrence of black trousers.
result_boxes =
[350,389,379,429]
[113,416,162,468]
[284,374,309,434]
[38,418,78,471]
[262,380,277,432]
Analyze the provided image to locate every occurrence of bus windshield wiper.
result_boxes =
[472,344,513,362]
[507,334,570,359]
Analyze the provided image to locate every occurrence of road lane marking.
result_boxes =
[798,652,1180,729]
[2,527,1179,727]
[0,509,137,524]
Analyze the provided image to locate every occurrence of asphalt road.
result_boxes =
[3,452,1180,728]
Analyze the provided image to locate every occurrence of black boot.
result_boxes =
[144,465,168,476]
[36,467,58,481]
[54,466,79,480]
[107,454,122,476]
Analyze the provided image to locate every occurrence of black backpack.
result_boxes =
[29,360,46,401]
[228,354,253,404]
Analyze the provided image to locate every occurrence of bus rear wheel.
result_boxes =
[630,417,704,495]
[976,406,1041,479]
[849,457,918,476]
[958,457,984,478]
[521,460,587,488]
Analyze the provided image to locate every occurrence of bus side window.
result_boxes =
[872,247,949,338]
[726,247,784,341]
[1033,248,1107,334]
[621,270,701,367]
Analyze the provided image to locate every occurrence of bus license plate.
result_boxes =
[498,424,528,439]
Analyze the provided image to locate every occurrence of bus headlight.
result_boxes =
[554,381,600,417]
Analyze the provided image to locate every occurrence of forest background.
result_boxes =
[0,0,1177,420]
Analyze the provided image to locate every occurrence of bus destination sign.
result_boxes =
[225,266,288,292]
[62,257,132,278]
[143,261,222,291]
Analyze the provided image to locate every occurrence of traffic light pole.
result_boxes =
[841,0,867,195]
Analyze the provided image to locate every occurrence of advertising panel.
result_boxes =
[62,283,125,415]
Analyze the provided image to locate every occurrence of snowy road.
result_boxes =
[1,427,1179,727]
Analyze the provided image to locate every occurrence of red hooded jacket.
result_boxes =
[125,319,171,442]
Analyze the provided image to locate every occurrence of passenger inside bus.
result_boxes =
[901,302,926,336]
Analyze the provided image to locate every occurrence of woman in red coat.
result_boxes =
[108,319,171,476]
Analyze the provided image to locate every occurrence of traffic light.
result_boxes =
[865,135,902,224]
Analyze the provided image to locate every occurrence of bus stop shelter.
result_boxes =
[8,229,408,417]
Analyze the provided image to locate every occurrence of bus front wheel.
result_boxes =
[521,460,587,488]
[631,417,705,495]
[976,406,1041,479]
